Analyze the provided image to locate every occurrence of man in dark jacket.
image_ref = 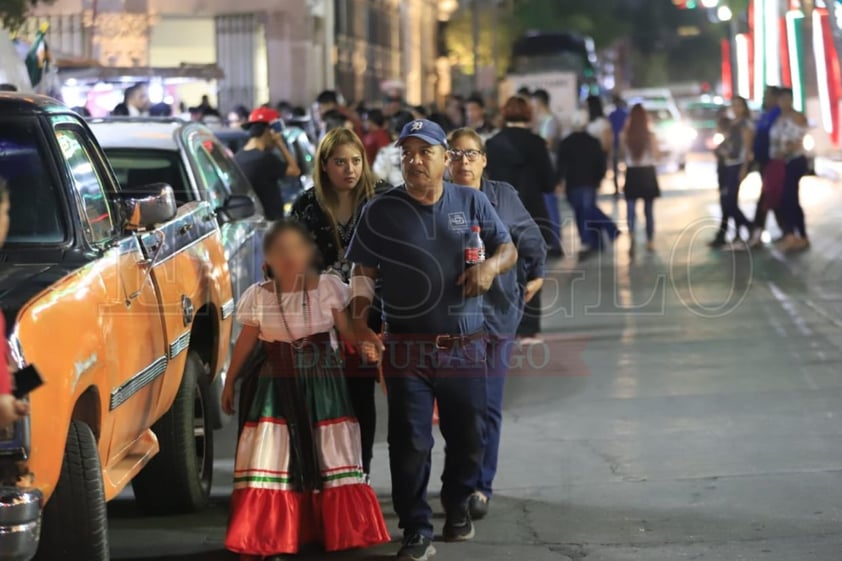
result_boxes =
[557,111,618,260]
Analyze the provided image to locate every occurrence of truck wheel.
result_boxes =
[132,351,214,514]
[35,420,108,561]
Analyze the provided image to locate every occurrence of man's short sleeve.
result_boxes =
[346,202,383,268]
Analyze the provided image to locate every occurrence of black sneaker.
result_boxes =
[397,534,436,561]
[468,492,489,520]
[443,509,475,542]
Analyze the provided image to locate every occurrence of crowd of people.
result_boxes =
[712,85,811,252]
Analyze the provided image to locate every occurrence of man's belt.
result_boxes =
[383,329,486,350]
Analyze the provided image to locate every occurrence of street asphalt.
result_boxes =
[109,154,842,561]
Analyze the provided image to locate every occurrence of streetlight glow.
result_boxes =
[717,5,733,21]
[701,0,719,8]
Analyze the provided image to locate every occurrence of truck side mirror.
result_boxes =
[216,195,256,222]
[116,184,178,230]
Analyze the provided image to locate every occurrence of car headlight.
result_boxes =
[664,123,696,147]
[803,133,815,153]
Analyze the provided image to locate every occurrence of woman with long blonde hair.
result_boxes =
[291,127,391,476]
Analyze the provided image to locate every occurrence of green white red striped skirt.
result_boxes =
[225,334,390,555]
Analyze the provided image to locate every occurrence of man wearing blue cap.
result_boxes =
[347,119,518,560]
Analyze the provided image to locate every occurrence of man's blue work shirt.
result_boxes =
[753,106,781,164]
[346,182,512,335]
[479,179,547,338]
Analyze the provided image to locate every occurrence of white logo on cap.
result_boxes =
[410,121,424,131]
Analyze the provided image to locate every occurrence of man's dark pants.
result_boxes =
[384,337,487,539]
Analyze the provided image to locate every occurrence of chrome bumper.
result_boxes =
[0,487,42,561]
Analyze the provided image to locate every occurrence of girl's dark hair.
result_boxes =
[263,219,313,253]
[0,177,7,199]
[262,219,323,274]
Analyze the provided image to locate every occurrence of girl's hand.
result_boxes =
[221,382,236,416]
[359,340,382,365]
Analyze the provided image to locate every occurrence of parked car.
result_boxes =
[0,93,244,560]
[89,118,267,307]
[679,96,726,152]
[644,104,696,171]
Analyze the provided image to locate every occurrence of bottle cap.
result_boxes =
[471,225,480,232]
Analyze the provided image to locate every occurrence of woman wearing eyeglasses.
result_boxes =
[447,127,547,520]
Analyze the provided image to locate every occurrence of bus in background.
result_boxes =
[501,31,599,123]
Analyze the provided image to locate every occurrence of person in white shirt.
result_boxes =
[373,110,414,186]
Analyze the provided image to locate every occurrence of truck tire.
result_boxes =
[132,351,214,514]
[35,420,108,561]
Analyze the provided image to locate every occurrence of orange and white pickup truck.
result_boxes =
[0,94,250,560]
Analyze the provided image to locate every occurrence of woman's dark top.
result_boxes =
[291,179,392,280]
[484,127,555,245]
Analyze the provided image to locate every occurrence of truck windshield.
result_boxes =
[0,119,66,244]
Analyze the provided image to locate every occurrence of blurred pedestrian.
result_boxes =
[316,90,364,138]
[710,111,732,247]
[608,95,629,196]
[719,97,755,249]
[445,94,466,129]
[363,108,391,165]
[556,110,618,260]
[235,107,301,220]
[586,95,613,155]
[373,109,414,186]
[531,89,563,263]
[384,95,404,118]
[0,178,29,429]
[466,93,495,137]
[486,96,558,340]
[124,83,151,117]
[532,89,561,153]
[622,104,661,256]
[347,118,516,560]
[447,128,546,520]
[222,220,390,559]
[321,109,353,136]
[770,88,810,252]
[291,128,392,476]
[227,105,250,129]
[749,86,784,246]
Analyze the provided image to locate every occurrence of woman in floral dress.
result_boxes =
[221,220,390,560]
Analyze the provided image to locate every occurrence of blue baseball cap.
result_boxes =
[397,119,447,147]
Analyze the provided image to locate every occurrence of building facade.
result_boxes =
[24,0,453,112]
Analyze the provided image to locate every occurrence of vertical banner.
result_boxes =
[786,10,806,112]
[780,15,792,88]
[721,38,733,99]
[814,8,842,145]
[752,0,766,104]
[736,33,752,99]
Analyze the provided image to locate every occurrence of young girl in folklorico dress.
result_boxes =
[221,220,390,561]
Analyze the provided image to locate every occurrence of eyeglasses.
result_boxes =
[448,149,484,162]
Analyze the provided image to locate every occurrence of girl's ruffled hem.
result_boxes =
[224,484,390,555]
